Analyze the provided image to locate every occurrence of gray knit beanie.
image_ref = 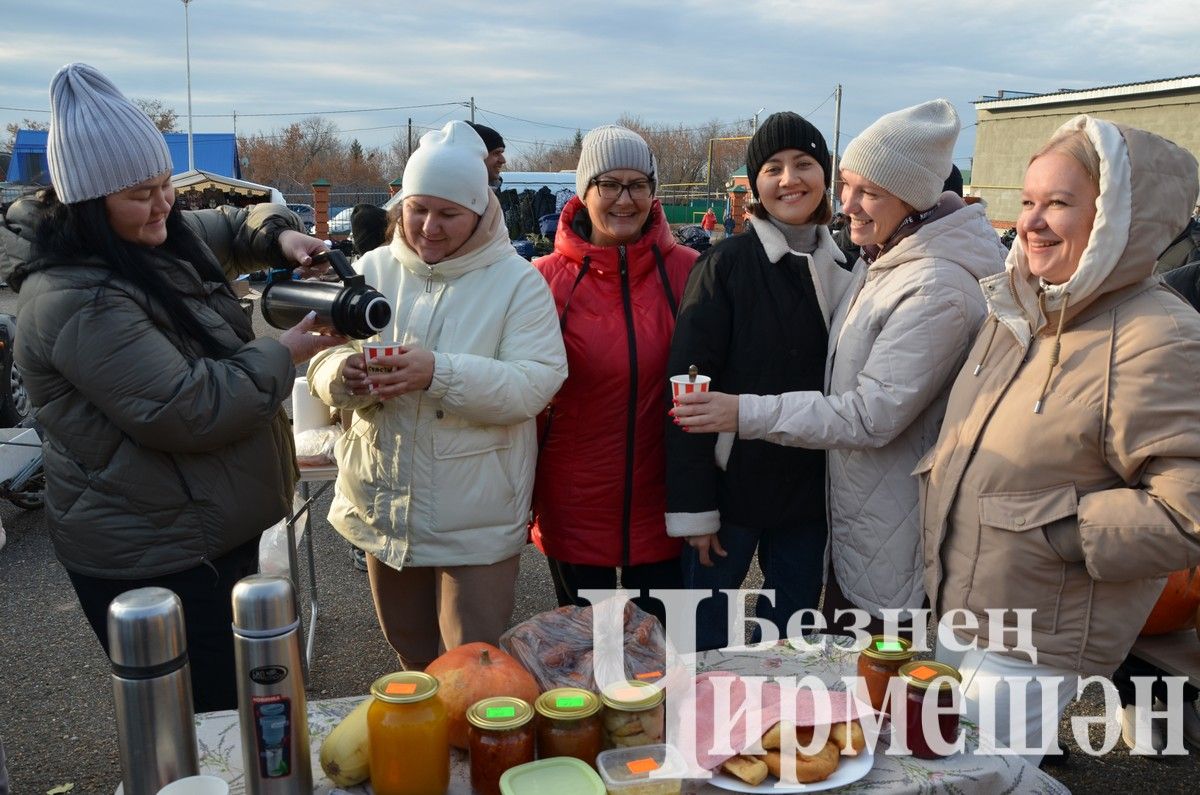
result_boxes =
[575,125,656,198]
[47,63,173,204]
[840,99,960,211]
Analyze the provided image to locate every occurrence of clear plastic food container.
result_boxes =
[595,743,687,795]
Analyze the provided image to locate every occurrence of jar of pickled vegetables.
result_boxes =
[534,688,604,766]
[467,696,536,795]
[368,671,450,795]
[857,635,915,713]
[599,680,665,750]
[898,661,962,760]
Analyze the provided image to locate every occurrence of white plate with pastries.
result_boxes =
[708,747,873,793]
[707,719,874,793]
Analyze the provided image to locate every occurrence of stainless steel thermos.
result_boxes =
[108,587,199,795]
[232,574,312,793]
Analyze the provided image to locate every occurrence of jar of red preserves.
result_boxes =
[467,696,536,795]
[898,661,962,760]
[534,688,604,767]
[857,635,915,713]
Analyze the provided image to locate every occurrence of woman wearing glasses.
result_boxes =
[532,125,698,624]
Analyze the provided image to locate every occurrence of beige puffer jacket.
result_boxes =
[919,116,1200,675]
[738,196,1005,617]
[307,195,567,569]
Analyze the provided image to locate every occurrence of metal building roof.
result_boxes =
[974,75,1200,110]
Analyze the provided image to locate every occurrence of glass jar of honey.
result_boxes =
[898,661,962,760]
[367,671,450,795]
[467,696,536,795]
[599,680,665,749]
[534,687,604,767]
[856,635,915,713]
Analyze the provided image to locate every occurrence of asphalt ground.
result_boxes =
[0,284,1196,793]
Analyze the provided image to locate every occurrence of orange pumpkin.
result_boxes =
[1140,567,1200,636]
[425,642,540,749]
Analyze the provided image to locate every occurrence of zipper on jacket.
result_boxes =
[618,246,638,569]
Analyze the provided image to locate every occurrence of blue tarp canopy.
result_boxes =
[5,129,241,184]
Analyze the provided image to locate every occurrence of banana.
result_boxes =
[319,696,373,786]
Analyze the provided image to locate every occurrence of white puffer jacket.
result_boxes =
[307,196,567,568]
[739,195,1006,616]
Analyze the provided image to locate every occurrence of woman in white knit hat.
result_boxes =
[307,121,566,668]
[530,125,697,625]
[673,100,1006,640]
[0,63,343,711]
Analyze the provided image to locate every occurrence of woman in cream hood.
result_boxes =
[308,121,567,669]
[919,116,1200,759]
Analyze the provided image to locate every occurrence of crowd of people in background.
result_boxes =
[4,61,1200,784]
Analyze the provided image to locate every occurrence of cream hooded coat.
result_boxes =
[919,117,1200,675]
[307,196,567,568]
[738,197,1005,617]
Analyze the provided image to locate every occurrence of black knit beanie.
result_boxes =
[467,122,505,152]
[746,111,831,198]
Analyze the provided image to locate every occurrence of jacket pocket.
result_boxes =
[334,417,385,523]
[970,483,1077,634]
[913,447,937,536]
[432,413,516,532]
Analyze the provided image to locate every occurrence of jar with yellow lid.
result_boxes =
[367,671,450,795]
[898,661,962,760]
[534,687,604,766]
[599,680,665,749]
[856,635,915,713]
[468,696,536,795]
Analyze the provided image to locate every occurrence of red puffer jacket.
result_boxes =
[532,196,697,567]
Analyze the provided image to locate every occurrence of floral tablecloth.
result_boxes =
[190,639,1070,794]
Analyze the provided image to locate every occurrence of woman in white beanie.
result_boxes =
[530,125,697,625]
[673,100,1006,640]
[307,121,567,668]
[0,63,342,711]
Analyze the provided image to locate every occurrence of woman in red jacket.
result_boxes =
[533,126,698,624]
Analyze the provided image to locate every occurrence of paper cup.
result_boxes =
[670,374,711,397]
[156,776,230,795]
[363,342,402,373]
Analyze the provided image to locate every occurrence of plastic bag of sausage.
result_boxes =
[499,599,666,692]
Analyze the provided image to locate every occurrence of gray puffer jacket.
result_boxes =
[0,197,302,578]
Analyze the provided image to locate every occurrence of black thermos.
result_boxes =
[261,249,391,339]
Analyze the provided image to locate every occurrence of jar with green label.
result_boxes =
[857,635,915,713]
[534,687,604,766]
[468,696,536,795]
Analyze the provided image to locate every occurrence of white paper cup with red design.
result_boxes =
[670,373,711,397]
[362,341,402,373]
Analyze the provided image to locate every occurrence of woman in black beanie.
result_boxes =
[665,112,846,650]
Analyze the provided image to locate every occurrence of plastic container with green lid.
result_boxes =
[500,757,605,795]
[596,743,687,795]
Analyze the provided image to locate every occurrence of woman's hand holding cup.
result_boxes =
[364,346,435,398]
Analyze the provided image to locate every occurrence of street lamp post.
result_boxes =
[753,107,765,133]
[182,0,195,171]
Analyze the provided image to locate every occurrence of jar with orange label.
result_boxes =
[599,680,665,749]
[856,635,915,713]
[898,660,962,760]
[534,688,604,767]
[467,696,536,795]
[367,671,450,795]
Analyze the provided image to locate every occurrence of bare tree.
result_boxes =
[133,99,179,133]
[238,115,388,194]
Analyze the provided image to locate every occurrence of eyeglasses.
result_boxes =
[591,178,653,200]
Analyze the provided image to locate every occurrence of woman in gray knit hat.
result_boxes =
[531,125,698,624]
[673,100,1006,643]
[0,63,343,711]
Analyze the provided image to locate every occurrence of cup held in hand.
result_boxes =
[363,342,402,373]
[671,373,711,397]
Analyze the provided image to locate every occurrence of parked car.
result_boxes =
[0,314,31,427]
[287,203,316,233]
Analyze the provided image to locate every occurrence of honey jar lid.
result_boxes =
[599,680,664,712]
[860,635,915,662]
[370,671,439,703]
[467,696,534,731]
[899,661,962,691]
[535,687,602,720]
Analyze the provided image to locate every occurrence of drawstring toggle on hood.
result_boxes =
[1033,291,1070,414]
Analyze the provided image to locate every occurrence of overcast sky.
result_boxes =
[3,0,1199,170]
